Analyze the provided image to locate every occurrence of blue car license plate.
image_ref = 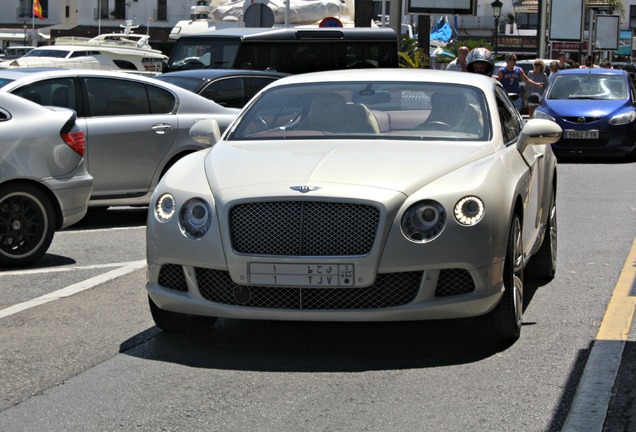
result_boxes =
[564,130,599,139]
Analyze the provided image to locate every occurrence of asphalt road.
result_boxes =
[0,159,635,432]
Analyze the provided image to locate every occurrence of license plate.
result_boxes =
[564,130,599,139]
[249,263,354,287]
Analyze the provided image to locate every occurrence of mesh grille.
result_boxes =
[229,201,380,256]
[435,269,475,297]
[158,264,188,292]
[196,268,422,310]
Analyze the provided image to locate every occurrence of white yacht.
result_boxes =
[0,20,167,75]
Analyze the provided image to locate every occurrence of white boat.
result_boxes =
[0,20,167,74]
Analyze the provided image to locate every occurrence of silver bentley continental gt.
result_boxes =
[146,69,562,343]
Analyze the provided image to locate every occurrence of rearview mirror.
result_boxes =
[516,119,562,153]
[189,119,221,146]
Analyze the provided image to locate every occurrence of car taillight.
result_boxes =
[61,130,85,156]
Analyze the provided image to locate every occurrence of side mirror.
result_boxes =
[190,119,221,146]
[516,119,562,153]
[527,93,542,104]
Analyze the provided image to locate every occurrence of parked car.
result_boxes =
[0,92,93,267]
[531,68,636,160]
[145,69,562,343]
[610,62,636,81]
[0,46,34,60]
[154,69,290,109]
[0,68,239,207]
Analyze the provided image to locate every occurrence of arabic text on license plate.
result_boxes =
[249,263,354,287]
[564,130,599,139]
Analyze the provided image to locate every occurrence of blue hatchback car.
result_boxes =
[532,68,636,160]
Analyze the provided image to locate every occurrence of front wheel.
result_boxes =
[482,214,524,343]
[0,183,56,267]
[526,189,557,281]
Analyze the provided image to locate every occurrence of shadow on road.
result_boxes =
[121,280,550,373]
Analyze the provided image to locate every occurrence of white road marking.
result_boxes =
[1,262,143,277]
[0,260,146,320]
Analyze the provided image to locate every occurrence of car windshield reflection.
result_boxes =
[228,82,490,141]
[547,74,627,100]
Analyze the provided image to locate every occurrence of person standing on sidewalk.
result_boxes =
[526,59,549,118]
[446,46,469,72]
[496,53,545,111]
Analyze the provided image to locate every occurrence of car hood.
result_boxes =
[204,139,495,196]
[543,99,628,117]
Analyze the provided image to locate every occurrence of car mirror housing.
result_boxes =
[190,119,221,146]
[516,119,562,153]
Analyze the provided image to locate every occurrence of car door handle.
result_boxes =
[151,124,173,134]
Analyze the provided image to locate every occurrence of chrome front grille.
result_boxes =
[229,201,380,256]
[196,268,421,310]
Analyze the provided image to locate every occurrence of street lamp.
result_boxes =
[22,21,28,46]
[491,0,503,58]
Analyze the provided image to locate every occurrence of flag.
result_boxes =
[33,0,45,21]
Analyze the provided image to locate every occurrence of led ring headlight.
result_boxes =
[454,196,485,226]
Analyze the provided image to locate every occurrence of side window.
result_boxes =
[12,78,76,111]
[146,85,174,113]
[0,108,8,121]
[246,77,277,101]
[495,87,522,143]
[84,78,149,116]
[200,78,245,108]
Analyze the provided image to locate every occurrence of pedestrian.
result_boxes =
[526,59,549,118]
[548,60,559,83]
[496,53,545,110]
[447,46,469,72]
[581,55,599,68]
[557,52,571,70]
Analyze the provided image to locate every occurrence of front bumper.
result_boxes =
[146,261,504,322]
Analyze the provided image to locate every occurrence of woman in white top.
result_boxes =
[526,59,549,118]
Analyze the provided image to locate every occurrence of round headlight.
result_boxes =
[155,193,175,222]
[401,200,446,243]
[179,198,212,239]
[454,196,485,226]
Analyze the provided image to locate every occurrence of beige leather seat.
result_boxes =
[300,93,379,134]
[301,93,349,133]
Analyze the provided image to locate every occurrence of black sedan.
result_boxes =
[153,69,289,109]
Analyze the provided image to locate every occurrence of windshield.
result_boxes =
[546,74,628,100]
[227,81,489,141]
[23,49,70,59]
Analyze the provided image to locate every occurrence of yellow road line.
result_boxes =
[596,237,636,341]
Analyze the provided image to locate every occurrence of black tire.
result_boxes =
[148,296,217,332]
[526,189,557,281]
[0,183,56,267]
[483,214,524,343]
